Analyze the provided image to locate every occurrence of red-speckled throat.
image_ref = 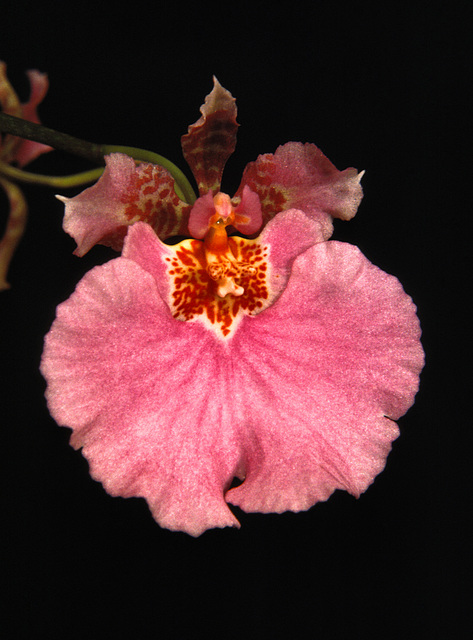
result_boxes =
[165,193,270,339]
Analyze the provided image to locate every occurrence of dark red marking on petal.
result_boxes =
[235,154,290,228]
[167,236,269,339]
[181,79,239,196]
[236,143,363,235]
[120,163,192,239]
[182,113,238,195]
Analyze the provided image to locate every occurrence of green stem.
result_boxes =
[0,112,197,203]
[0,160,103,188]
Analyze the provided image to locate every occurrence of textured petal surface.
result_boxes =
[41,217,423,535]
[236,142,364,239]
[41,258,243,536]
[226,241,424,512]
[181,77,238,195]
[0,61,51,166]
[61,153,192,255]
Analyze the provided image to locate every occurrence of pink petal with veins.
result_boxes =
[227,241,424,511]
[41,257,243,535]
[41,210,423,535]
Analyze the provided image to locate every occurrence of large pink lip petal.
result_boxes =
[41,212,423,534]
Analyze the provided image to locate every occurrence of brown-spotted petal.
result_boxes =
[181,77,239,196]
[61,154,192,256]
[236,142,364,240]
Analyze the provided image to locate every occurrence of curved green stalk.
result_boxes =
[0,160,103,188]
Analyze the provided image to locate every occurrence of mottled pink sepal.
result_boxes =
[236,142,364,239]
[61,153,192,256]
[181,77,239,195]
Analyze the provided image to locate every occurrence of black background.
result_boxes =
[2,2,468,638]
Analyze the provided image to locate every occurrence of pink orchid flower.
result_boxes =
[60,78,364,255]
[41,80,424,536]
[0,61,51,290]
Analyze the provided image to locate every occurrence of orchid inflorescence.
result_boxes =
[1,63,424,536]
